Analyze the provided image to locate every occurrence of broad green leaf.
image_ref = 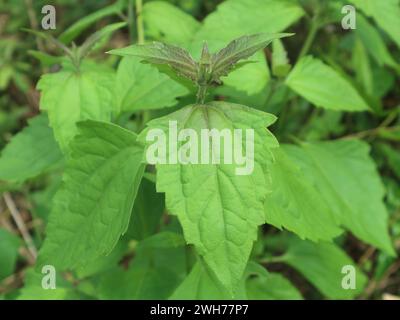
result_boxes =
[192,0,303,48]
[356,14,399,70]
[0,228,20,280]
[143,1,201,44]
[109,42,198,83]
[0,114,63,183]
[266,148,342,242]
[191,0,304,94]
[127,177,165,241]
[281,238,368,299]
[286,56,370,111]
[139,101,278,294]
[38,120,145,270]
[37,62,116,152]
[58,0,125,44]
[115,56,188,112]
[284,140,394,254]
[245,262,302,300]
[352,0,400,49]
[210,33,293,83]
[97,232,187,299]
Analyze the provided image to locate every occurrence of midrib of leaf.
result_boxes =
[144,50,196,71]
[213,45,263,73]
[201,106,244,285]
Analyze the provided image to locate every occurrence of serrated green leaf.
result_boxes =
[286,56,370,111]
[109,42,198,83]
[210,33,292,83]
[115,56,188,112]
[284,139,394,254]
[0,114,63,183]
[0,228,20,281]
[37,62,116,152]
[38,120,145,270]
[281,238,368,299]
[139,101,278,294]
[266,148,342,242]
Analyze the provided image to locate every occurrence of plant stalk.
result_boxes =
[298,15,320,60]
[196,85,208,104]
[135,0,144,45]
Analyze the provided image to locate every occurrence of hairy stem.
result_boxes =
[135,0,144,45]
[128,0,134,42]
[196,85,208,104]
[24,0,45,51]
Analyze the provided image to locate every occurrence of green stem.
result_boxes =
[128,0,134,42]
[196,85,208,104]
[135,0,148,129]
[298,15,320,60]
[259,255,288,264]
[135,0,144,45]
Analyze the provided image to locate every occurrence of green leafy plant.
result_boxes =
[0,0,399,301]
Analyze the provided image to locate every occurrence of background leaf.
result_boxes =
[284,140,394,255]
[266,148,342,242]
[286,56,370,111]
[38,120,145,270]
[281,238,368,299]
[0,113,63,183]
[38,62,116,152]
[115,56,188,112]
